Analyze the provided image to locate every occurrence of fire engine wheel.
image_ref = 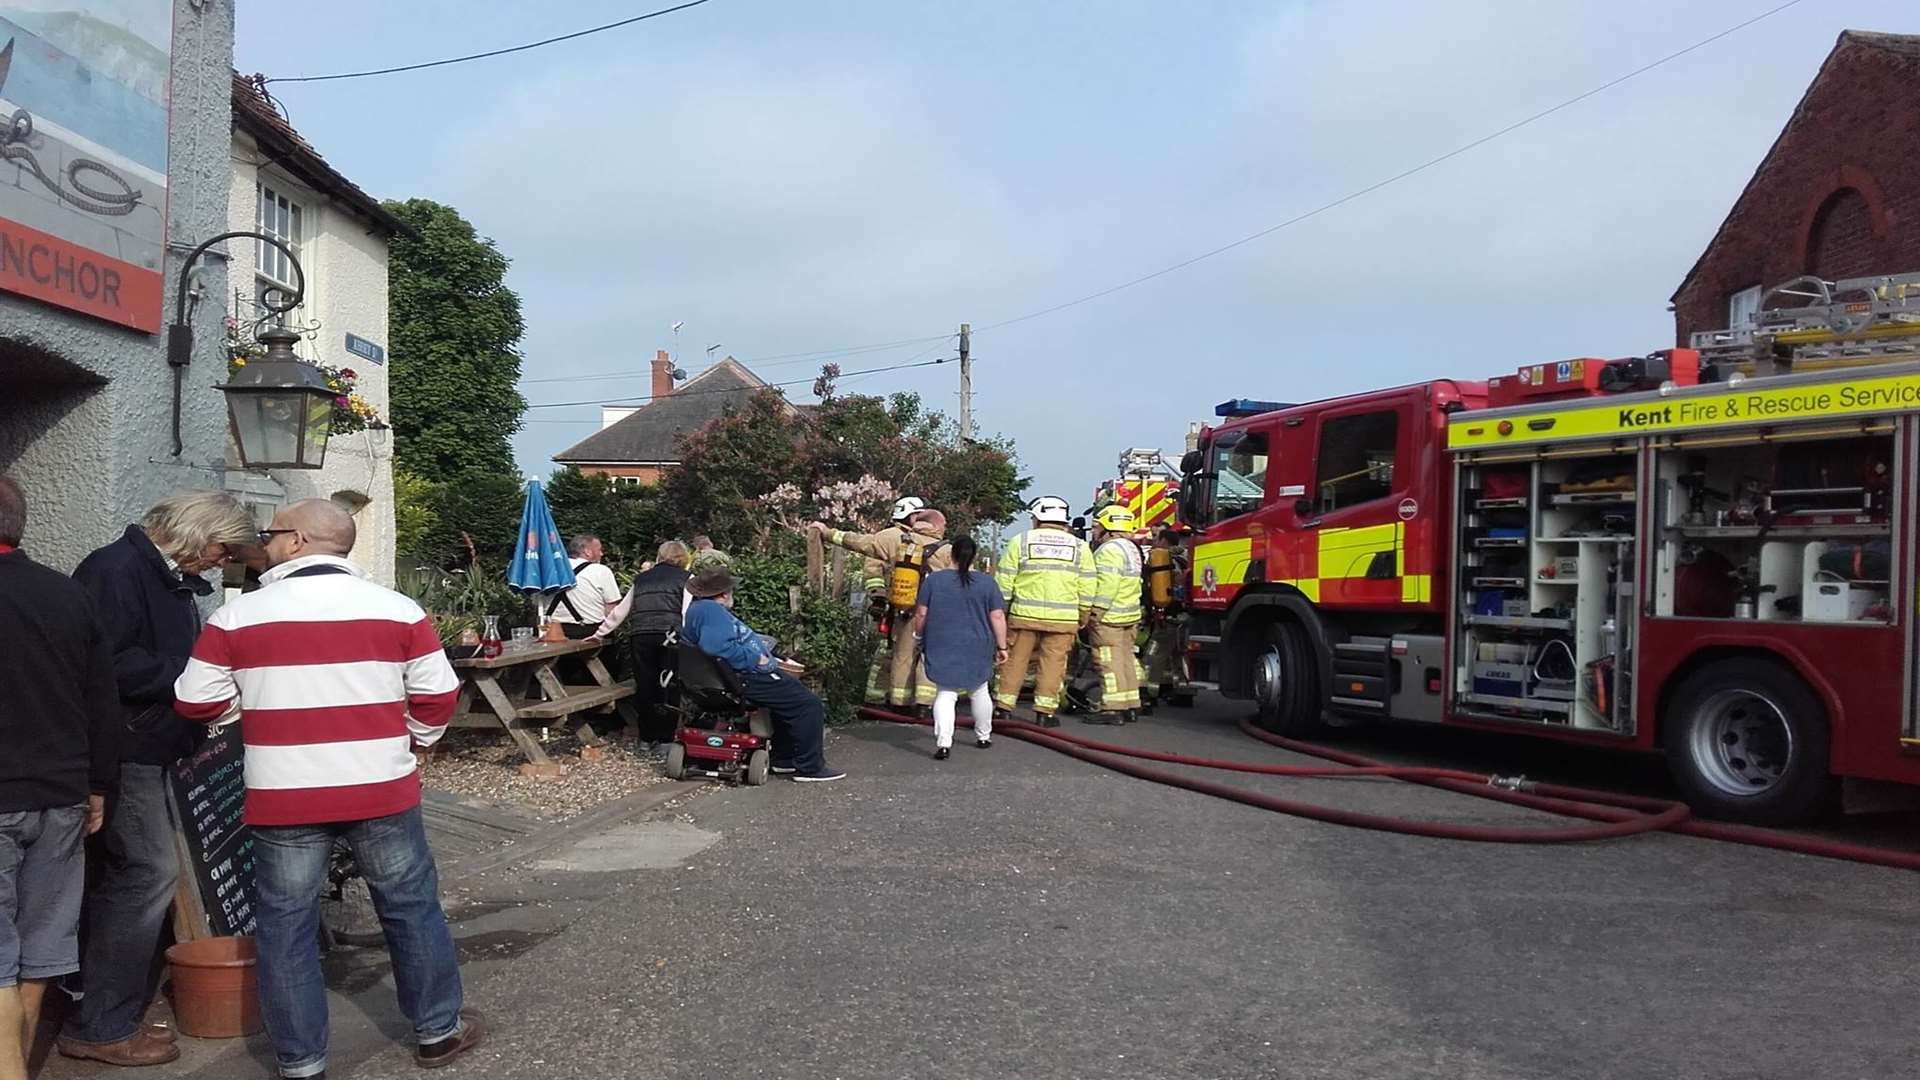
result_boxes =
[1251,621,1322,737]
[745,748,770,786]
[1665,658,1831,825]
[664,743,687,781]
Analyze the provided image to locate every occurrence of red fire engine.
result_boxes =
[1175,273,1920,824]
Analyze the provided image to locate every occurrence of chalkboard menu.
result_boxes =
[168,726,256,937]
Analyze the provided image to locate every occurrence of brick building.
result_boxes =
[553,350,789,484]
[1671,30,1920,342]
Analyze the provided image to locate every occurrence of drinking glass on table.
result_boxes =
[509,626,535,651]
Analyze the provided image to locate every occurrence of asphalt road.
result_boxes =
[303,695,1918,1080]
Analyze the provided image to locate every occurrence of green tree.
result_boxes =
[545,466,676,566]
[662,392,810,551]
[393,469,441,557]
[662,381,1029,550]
[384,198,527,480]
[398,470,524,570]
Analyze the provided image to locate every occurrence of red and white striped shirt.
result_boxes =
[173,554,459,826]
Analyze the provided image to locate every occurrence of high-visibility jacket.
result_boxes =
[995,525,1096,627]
[827,525,955,590]
[1091,536,1144,626]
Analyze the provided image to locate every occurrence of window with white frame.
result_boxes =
[1727,284,1762,330]
[255,182,305,324]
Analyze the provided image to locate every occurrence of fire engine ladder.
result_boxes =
[1117,447,1177,480]
[1690,272,1920,377]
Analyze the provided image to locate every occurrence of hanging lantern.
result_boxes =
[217,326,337,470]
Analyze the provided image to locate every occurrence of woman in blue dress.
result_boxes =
[912,535,1008,760]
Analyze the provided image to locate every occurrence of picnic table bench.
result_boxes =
[449,638,635,768]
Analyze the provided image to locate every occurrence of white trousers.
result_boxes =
[932,683,993,747]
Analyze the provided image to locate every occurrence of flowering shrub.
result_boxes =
[758,474,897,534]
[225,316,386,436]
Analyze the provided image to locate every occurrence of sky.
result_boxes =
[235,0,1911,512]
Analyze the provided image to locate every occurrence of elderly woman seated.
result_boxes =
[679,565,846,783]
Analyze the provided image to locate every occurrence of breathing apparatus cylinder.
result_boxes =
[889,537,928,609]
[1145,545,1174,608]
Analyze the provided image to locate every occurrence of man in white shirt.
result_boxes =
[547,535,623,639]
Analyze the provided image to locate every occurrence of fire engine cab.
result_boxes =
[1176,273,1920,824]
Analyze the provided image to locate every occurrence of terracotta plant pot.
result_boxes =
[165,936,264,1038]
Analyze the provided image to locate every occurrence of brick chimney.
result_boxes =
[651,349,676,399]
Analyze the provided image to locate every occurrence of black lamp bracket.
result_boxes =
[166,230,305,456]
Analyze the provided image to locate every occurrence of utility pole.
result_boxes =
[957,322,972,442]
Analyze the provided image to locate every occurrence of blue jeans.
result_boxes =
[0,804,86,988]
[66,763,178,1043]
[253,807,462,1079]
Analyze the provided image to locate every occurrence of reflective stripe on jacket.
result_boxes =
[995,526,1096,626]
[1092,536,1144,626]
[827,526,955,574]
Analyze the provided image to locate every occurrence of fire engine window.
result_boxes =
[1209,432,1268,523]
[1316,410,1399,512]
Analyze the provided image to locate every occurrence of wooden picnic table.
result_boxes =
[449,638,635,768]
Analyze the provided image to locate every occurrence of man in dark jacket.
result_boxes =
[593,540,693,744]
[0,474,117,1080]
[57,492,255,1068]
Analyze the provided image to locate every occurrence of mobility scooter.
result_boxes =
[659,629,774,785]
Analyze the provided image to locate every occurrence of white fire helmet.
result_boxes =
[1028,495,1072,525]
[891,496,927,522]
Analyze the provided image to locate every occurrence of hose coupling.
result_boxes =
[1489,774,1534,792]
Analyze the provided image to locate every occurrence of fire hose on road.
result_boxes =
[859,706,1920,872]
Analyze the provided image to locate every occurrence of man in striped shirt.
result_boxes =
[173,500,482,1078]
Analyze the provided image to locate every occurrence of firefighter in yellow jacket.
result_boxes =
[994,495,1096,727]
[810,505,953,711]
[1082,503,1146,724]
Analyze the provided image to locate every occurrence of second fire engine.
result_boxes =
[1173,272,1920,824]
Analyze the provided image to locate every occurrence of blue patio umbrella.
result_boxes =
[507,479,576,603]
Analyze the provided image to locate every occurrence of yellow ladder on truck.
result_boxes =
[1691,272,1920,377]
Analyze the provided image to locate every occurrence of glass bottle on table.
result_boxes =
[480,614,503,659]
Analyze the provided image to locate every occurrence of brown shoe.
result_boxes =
[56,1030,182,1066]
[415,1009,486,1069]
[143,1023,178,1044]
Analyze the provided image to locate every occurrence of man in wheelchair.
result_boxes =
[678,566,846,783]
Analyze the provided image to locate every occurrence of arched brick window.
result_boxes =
[1803,188,1876,279]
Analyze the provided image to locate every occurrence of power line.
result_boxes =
[518,332,955,386]
[523,340,957,422]
[523,354,956,410]
[263,0,715,84]
[975,0,1808,334]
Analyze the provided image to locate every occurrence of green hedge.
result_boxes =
[727,553,875,725]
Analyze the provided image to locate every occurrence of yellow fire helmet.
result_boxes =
[1092,504,1136,533]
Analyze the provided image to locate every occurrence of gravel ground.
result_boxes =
[420,726,671,821]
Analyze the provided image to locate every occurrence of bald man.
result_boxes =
[174,498,483,1077]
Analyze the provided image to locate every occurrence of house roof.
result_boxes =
[552,359,786,464]
[231,73,411,237]
[1670,30,1920,302]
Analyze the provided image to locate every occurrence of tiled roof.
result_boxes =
[231,73,410,237]
[1844,30,1920,61]
[553,359,788,464]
